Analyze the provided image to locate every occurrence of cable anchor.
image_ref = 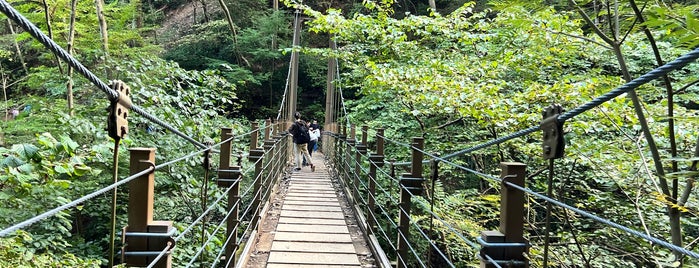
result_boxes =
[541,104,565,159]
[107,80,132,140]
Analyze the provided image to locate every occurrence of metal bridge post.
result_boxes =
[217,128,242,267]
[338,124,347,187]
[368,128,385,234]
[347,124,357,203]
[356,125,368,201]
[396,137,425,268]
[275,121,287,187]
[263,119,276,204]
[122,148,173,268]
[479,162,528,267]
[249,122,265,230]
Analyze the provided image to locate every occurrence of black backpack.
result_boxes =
[295,122,311,144]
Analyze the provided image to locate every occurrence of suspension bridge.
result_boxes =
[2,1,699,267]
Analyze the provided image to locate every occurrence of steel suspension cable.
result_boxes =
[184,156,262,267]
[345,150,457,267]
[276,10,300,122]
[1,144,214,237]
[335,58,351,126]
[108,138,121,267]
[428,151,699,260]
[423,47,699,163]
[502,179,699,259]
[174,152,259,242]
[0,166,152,237]
[147,245,172,268]
[0,0,210,149]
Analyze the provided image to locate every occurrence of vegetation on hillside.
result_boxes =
[0,0,697,266]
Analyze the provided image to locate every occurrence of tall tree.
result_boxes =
[568,0,692,261]
[95,0,109,57]
[66,0,77,117]
[42,0,63,74]
[6,19,27,74]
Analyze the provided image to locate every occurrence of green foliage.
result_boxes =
[0,231,100,267]
[645,3,699,49]
[299,0,699,266]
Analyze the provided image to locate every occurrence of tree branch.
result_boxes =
[673,79,699,95]
[544,29,611,49]
[568,0,615,46]
[435,117,463,129]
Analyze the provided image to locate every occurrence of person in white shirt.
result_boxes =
[307,126,320,158]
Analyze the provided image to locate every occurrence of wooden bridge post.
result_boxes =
[480,162,528,267]
[217,127,242,267]
[368,128,385,234]
[396,137,425,268]
[122,148,173,268]
[264,119,271,141]
[249,122,265,230]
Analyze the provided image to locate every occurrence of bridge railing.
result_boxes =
[324,47,699,267]
[0,119,292,268]
[0,2,301,267]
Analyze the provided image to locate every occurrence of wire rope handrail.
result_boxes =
[146,245,172,268]
[182,155,264,268]
[0,138,235,237]
[346,152,459,267]
[0,166,152,237]
[347,141,482,251]
[389,128,699,259]
[336,139,457,267]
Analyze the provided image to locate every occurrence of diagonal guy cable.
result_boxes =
[0,0,207,149]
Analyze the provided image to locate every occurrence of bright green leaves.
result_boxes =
[645,4,699,49]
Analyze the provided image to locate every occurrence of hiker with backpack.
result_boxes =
[288,112,315,172]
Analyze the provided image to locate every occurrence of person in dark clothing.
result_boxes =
[287,112,315,172]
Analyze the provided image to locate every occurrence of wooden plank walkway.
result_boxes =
[245,152,369,267]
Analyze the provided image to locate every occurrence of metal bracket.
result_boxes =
[541,104,565,159]
[369,154,385,168]
[400,173,425,196]
[107,81,131,140]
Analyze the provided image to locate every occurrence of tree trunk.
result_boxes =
[42,0,64,74]
[217,0,246,65]
[428,0,436,12]
[192,0,197,25]
[95,0,109,57]
[1,63,5,146]
[217,0,237,44]
[133,0,143,28]
[7,19,27,74]
[570,0,682,259]
[627,1,685,261]
[67,0,77,117]
[199,0,209,22]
